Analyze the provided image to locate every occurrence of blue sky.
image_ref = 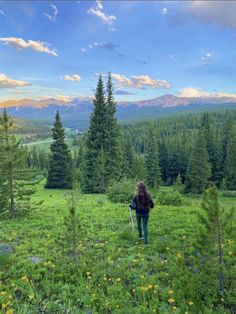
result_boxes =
[0,1,236,102]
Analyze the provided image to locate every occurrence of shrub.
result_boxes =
[107,179,135,204]
[157,188,188,206]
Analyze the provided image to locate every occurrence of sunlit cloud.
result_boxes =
[0,37,58,56]
[43,3,58,22]
[178,87,236,98]
[0,73,31,88]
[62,74,81,81]
[111,73,171,89]
[87,0,116,30]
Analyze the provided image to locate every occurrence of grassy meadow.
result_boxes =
[0,182,235,314]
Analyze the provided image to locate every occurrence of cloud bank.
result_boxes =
[0,37,58,56]
[0,73,31,88]
[111,74,171,89]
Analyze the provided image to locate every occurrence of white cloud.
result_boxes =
[0,37,58,56]
[178,87,210,98]
[89,42,118,51]
[0,9,5,16]
[161,7,168,15]
[0,73,31,88]
[200,52,213,64]
[81,48,87,52]
[111,73,171,89]
[183,1,236,29]
[87,0,116,27]
[178,87,236,99]
[62,74,81,81]
[44,3,58,22]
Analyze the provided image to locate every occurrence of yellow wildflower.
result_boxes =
[188,301,194,305]
[168,298,175,303]
[6,310,14,314]
[21,276,29,282]
[0,291,6,296]
[116,278,121,282]
[148,284,154,290]
[168,290,174,294]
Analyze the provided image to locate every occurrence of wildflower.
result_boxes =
[228,251,233,256]
[0,291,6,295]
[148,284,154,290]
[21,276,29,282]
[168,298,175,303]
[168,290,174,294]
[140,286,148,292]
[116,278,121,282]
[176,253,182,258]
[6,310,14,314]
[188,301,194,305]
[154,285,159,289]
[2,304,7,310]
[141,275,145,279]
[172,306,177,310]
[221,298,224,302]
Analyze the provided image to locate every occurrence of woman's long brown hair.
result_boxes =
[135,182,151,209]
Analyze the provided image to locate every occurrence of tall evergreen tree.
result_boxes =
[81,75,107,193]
[45,111,73,189]
[185,130,211,194]
[225,125,236,190]
[145,127,161,188]
[119,135,135,180]
[105,72,120,184]
[0,109,37,217]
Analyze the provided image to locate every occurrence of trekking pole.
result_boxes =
[129,206,134,231]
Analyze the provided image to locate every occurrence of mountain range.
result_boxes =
[0,94,236,130]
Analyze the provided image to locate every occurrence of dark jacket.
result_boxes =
[129,194,154,214]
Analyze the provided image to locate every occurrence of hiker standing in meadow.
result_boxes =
[129,182,154,245]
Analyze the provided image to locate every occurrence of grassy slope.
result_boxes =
[0,184,235,314]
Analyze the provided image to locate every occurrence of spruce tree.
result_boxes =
[120,135,135,180]
[225,125,236,190]
[45,111,73,189]
[105,72,120,184]
[64,190,81,262]
[198,187,234,296]
[145,127,161,188]
[0,109,38,217]
[81,75,107,193]
[185,131,211,194]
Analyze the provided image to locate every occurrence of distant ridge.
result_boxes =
[1,93,236,109]
[0,94,236,129]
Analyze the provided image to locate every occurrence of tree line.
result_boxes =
[1,73,236,216]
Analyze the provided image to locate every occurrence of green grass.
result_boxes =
[0,183,235,314]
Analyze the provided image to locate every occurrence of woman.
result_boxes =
[129,182,154,245]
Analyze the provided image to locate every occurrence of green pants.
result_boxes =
[136,213,149,244]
